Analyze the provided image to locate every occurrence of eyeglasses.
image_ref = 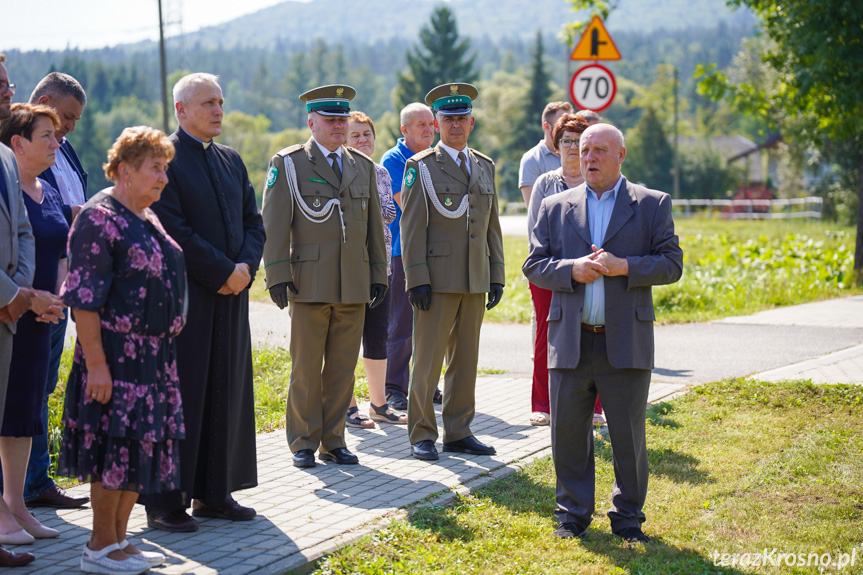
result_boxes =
[559,138,580,148]
[0,81,15,93]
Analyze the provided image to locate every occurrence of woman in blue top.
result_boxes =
[0,104,68,543]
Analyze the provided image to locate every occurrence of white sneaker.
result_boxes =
[80,542,150,574]
[119,538,165,566]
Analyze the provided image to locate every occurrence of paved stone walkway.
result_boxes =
[26,293,863,573]
[14,375,686,574]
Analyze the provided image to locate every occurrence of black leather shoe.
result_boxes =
[319,447,359,465]
[612,526,650,544]
[192,496,256,521]
[26,483,89,508]
[146,508,198,532]
[386,391,408,410]
[0,545,35,567]
[442,436,496,455]
[411,440,439,461]
[553,522,586,539]
[433,388,443,404]
[293,449,316,468]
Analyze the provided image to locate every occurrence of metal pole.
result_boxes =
[158,0,170,133]
[673,67,680,200]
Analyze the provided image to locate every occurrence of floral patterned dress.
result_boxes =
[59,191,187,494]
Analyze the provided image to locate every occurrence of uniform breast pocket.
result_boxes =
[290,244,319,298]
[478,183,494,214]
[350,184,370,220]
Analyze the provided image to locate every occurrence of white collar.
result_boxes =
[314,140,342,160]
[439,141,469,165]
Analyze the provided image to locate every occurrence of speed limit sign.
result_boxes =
[569,64,616,113]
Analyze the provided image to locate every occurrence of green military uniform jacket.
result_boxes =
[400,142,505,293]
[262,138,388,303]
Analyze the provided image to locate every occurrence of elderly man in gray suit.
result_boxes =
[523,123,682,544]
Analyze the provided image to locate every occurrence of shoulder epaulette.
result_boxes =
[470,149,494,164]
[276,143,304,158]
[409,148,436,162]
[346,146,374,164]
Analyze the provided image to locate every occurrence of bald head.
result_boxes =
[579,123,626,194]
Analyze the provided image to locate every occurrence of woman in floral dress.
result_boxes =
[59,126,186,575]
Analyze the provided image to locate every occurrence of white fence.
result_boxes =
[672,197,823,220]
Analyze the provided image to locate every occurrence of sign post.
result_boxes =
[568,16,620,112]
[569,64,617,113]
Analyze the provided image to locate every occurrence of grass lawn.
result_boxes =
[306,379,863,575]
[249,219,859,325]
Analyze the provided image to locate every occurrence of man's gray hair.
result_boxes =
[575,109,601,124]
[172,72,220,120]
[29,72,87,106]
[400,102,432,127]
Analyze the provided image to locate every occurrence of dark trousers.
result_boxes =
[1,315,66,500]
[385,255,412,397]
[550,330,650,531]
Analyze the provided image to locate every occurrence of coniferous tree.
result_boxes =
[623,107,674,191]
[393,6,478,110]
[511,31,553,154]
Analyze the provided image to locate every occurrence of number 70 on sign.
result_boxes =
[569,63,617,113]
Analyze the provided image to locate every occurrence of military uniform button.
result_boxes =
[470,218,475,223]
[470,234,476,239]
[340,192,345,197]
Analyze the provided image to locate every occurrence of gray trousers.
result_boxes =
[549,330,650,531]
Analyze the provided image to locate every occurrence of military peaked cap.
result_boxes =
[300,84,356,117]
[425,83,478,116]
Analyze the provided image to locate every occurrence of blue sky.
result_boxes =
[5,0,297,51]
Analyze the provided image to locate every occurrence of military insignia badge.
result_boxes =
[266,166,279,188]
[404,166,417,188]
[444,197,453,207]
[313,197,322,208]
[450,84,458,94]
[336,87,344,96]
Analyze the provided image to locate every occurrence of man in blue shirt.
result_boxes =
[379,103,435,410]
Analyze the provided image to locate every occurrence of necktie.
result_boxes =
[328,152,342,184]
[458,151,470,181]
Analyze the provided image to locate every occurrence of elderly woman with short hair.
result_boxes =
[0,103,68,545]
[59,126,187,575]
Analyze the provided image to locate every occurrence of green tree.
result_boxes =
[393,6,478,110]
[623,107,674,191]
[697,0,863,279]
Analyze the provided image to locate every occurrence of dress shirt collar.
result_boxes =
[439,141,468,165]
[314,140,342,160]
[586,174,624,201]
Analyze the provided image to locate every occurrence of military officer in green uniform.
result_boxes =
[262,85,388,468]
[400,83,505,461]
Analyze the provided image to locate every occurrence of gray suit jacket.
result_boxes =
[523,178,682,371]
[0,143,36,334]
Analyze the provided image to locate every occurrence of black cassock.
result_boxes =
[142,128,265,508]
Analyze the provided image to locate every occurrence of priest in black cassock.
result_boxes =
[142,72,266,533]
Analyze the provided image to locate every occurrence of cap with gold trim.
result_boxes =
[299,84,356,117]
[425,83,478,116]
